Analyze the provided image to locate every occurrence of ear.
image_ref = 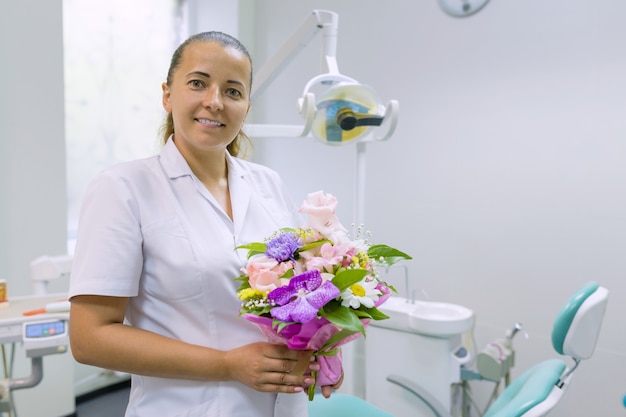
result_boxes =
[162,82,172,113]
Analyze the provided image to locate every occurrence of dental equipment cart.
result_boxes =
[0,293,74,417]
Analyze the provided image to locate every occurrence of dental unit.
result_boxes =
[0,255,75,415]
[309,280,609,417]
[232,8,611,417]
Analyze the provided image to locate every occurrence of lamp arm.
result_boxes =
[244,92,317,138]
[30,254,73,295]
[251,10,339,101]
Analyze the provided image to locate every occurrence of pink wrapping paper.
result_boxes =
[244,314,369,386]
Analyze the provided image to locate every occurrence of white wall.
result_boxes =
[249,1,626,416]
[2,1,624,415]
[0,1,68,296]
[0,4,76,417]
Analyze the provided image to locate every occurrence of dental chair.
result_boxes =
[480,281,608,417]
[309,281,609,417]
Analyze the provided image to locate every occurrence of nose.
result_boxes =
[202,85,224,111]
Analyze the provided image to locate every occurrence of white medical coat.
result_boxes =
[69,139,308,417]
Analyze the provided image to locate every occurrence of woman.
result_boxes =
[69,31,339,417]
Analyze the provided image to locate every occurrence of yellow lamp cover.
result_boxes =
[311,83,381,145]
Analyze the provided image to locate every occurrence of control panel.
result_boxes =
[22,319,68,357]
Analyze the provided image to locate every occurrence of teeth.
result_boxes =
[197,118,223,126]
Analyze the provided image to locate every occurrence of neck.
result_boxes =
[172,139,233,219]
[190,154,233,220]
[188,152,228,186]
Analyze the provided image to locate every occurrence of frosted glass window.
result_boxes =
[63,0,187,251]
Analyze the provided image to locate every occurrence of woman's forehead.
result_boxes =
[179,41,251,80]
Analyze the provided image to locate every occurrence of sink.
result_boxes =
[408,300,474,337]
[374,296,474,338]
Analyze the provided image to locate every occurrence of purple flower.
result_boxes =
[268,270,340,323]
[265,232,301,262]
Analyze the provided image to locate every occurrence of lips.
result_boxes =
[196,118,224,127]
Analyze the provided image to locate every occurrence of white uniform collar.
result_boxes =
[159,136,248,181]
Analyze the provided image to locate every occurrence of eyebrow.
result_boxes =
[187,71,247,90]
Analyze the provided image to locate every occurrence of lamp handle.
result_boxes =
[374,100,400,142]
[297,92,317,137]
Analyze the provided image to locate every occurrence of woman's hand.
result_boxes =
[320,371,344,398]
[225,342,315,394]
[306,354,344,399]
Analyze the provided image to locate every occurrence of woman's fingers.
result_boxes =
[253,368,315,393]
[227,342,315,393]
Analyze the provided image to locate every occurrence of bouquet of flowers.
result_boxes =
[235,190,412,400]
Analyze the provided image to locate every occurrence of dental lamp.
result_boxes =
[438,0,490,17]
[244,9,399,228]
[244,10,399,399]
[247,9,398,143]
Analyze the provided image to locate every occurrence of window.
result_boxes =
[63,0,187,252]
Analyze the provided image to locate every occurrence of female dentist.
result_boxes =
[69,31,340,417]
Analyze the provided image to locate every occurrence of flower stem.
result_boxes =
[308,369,317,401]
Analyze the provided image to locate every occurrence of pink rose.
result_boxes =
[300,242,350,273]
[298,191,349,244]
[243,255,292,292]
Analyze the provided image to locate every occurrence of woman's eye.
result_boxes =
[226,88,242,98]
[189,80,204,88]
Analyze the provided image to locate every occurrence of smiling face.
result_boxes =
[162,40,251,157]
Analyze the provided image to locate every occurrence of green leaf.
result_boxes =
[235,274,251,292]
[321,302,366,336]
[273,319,296,333]
[320,328,361,351]
[234,273,249,282]
[280,269,295,279]
[236,242,267,257]
[352,309,373,319]
[350,306,389,321]
[331,269,372,292]
[361,306,390,321]
[239,304,273,317]
[300,239,331,252]
[368,244,412,266]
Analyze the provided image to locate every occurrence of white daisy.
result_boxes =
[340,278,381,309]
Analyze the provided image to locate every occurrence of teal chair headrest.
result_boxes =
[551,281,608,359]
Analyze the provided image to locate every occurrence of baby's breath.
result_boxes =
[350,223,373,245]
[243,298,274,309]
